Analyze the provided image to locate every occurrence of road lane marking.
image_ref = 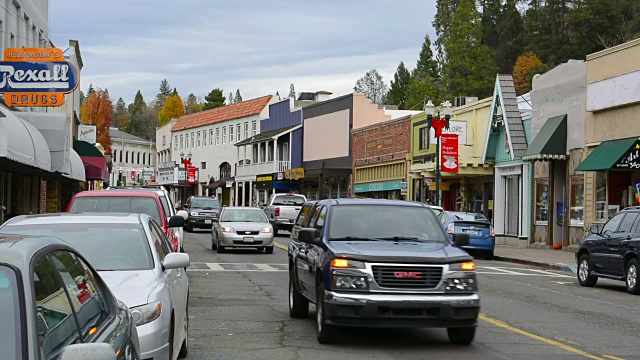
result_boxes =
[603,355,626,360]
[253,263,278,271]
[479,313,605,360]
[274,241,288,251]
[187,262,288,272]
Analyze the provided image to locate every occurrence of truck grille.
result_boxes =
[372,265,443,289]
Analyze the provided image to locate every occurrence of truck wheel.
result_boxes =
[447,327,476,345]
[265,246,274,254]
[185,224,193,233]
[274,228,279,236]
[316,282,336,344]
[289,273,309,318]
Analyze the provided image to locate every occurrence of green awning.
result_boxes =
[522,115,567,161]
[73,140,104,157]
[575,137,639,171]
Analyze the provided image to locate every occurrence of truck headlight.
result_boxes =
[190,211,198,216]
[444,277,477,293]
[131,301,162,326]
[333,275,369,290]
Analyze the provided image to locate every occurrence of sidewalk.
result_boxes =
[493,245,578,274]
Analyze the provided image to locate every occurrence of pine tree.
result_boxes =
[228,92,234,105]
[386,62,412,109]
[413,34,439,79]
[234,89,243,103]
[203,88,226,110]
[155,79,172,109]
[113,97,129,128]
[127,90,148,137]
[289,84,296,99]
[184,93,203,114]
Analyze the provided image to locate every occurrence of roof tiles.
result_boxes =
[498,74,528,157]
[171,95,273,132]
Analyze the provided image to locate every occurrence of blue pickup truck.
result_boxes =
[287,198,480,344]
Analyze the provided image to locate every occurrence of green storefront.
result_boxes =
[353,179,406,199]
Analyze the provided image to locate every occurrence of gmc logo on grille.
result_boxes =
[393,271,422,279]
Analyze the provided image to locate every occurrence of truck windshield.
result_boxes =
[329,205,448,242]
[0,265,23,360]
[272,195,305,206]
[191,198,221,209]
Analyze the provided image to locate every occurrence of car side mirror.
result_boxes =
[168,215,185,228]
[298,228,321,246]
[176,210,189,220]
[59,343,116,360]
[452,233,470,247]
[589,224,600,235]
[163,252,190,270]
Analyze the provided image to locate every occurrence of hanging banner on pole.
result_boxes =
[441,133,459,173]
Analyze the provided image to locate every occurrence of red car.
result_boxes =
[66,190,186,252]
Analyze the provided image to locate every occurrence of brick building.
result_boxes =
[352,115,412,199]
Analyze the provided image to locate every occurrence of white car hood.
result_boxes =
[99,270,160,308]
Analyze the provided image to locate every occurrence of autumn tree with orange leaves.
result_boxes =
[80,88,114,155]
[158,93,185,127]
[513,51,549,95]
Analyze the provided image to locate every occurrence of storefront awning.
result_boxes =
[73,140,104,157]
[575,137,639,171]
[63,149,86,182]
[522,115,567,161]
[81,156,109,181]
[207,177,235,189]
[0,108,51,171]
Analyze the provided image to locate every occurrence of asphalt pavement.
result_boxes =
[182,229,640,360]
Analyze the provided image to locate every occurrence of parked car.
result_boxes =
[0,233,140,360]
[576,207,640,294]
[290,201,319,242]
[212,206,275,253]
[66,189,188,252]
[262,193,307,235]
[0,213,191,359]
[106,186,188,252]
[183,196,222,232]
[438,211,495,259]
[288,199,479,344]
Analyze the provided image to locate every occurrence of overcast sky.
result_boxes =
[50,1,436,105]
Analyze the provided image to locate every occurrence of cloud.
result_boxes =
[50,0,437,104]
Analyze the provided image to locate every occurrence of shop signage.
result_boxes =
[157,167,176,185]
[353,180,403,193]
[0,48,79,107]
[158,161,176,169]
[178,168,186,183]
[285,168,305,179]
[400,182,408,196]
[257,175,273,182]
[277,172,284,180]
[431,121,467,144]
[186,166,197,185]
[614,141,640,169]
[78,125,96,143]
[226,181,233,188]
[429,182,450,191]
[366,136,394,152]
[130,171,135,180]
[441,134,459,173]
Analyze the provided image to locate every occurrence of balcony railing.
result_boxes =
[236,160,292,177]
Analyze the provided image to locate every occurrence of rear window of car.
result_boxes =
[450,212,489,222]
[295,204,314,226]
[0,265,22,360]
[70,196,162,224]
[272,195,305,206]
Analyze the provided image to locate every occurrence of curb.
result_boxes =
[493,255,577,274]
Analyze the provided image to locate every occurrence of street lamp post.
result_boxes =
[424,100,453,207]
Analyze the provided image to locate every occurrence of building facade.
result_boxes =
[171,95,276,206]
[110,128,156,186]
[235,97,303,206]
[352,115,411,199]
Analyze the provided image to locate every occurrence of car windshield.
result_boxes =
[450,212,489,222]
[191,198,221,209]
[0,265,22,360]
[221,209,267,223]
[329,205,447,242]
[2,223,154,271]
[272,195,305,206]
[69,196,162,224]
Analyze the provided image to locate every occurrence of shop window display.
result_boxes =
[570,175,584,226]
[535,178,549,224]
[595,171,607,222]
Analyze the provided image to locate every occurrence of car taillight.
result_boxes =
[447,223,455,234]
[275,207,280,216]
[168,228,179,252]
[490,226,495,237]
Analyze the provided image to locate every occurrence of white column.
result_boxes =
[249,181,253,207]
[273,139,278,172]
[235,181,239,206]
[289,131,292,164]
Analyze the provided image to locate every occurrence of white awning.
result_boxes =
[64,149,86,182]
[0,108,51,171]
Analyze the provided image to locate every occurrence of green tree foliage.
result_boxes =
[354,69,388,104]
[184,93,203,114]
[413,34,439,79]
[289,83,296,99]
[126,90,149,138]
[203,88,226,110]
[228,92,234,105]
[113,97,129,128]
[386,62,412,109]
[155,79,172,110]
[234,89,243,103]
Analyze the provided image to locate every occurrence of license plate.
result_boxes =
[243,237,254,243]
[204,220,211,224]
[465,230,480,236]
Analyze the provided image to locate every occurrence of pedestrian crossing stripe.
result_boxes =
[187,262,573,277]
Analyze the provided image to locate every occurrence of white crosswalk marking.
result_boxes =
[206,263,225,271]
[476,266,573,278]
[253,263,279,271]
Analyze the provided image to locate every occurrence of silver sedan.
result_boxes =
[212,207,275,253]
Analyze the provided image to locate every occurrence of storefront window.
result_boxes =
[535,178,549,224]
[466,184,484,213]
[570,175,584,226]
[595,171,607,222]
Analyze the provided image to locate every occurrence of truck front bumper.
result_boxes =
[322,291,480,328]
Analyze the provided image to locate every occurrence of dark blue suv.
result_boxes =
[287,199,479,344]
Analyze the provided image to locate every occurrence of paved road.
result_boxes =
[183,229,640,360]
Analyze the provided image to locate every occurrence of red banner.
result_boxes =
[441,134,459,173]
[187,166,197,185]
